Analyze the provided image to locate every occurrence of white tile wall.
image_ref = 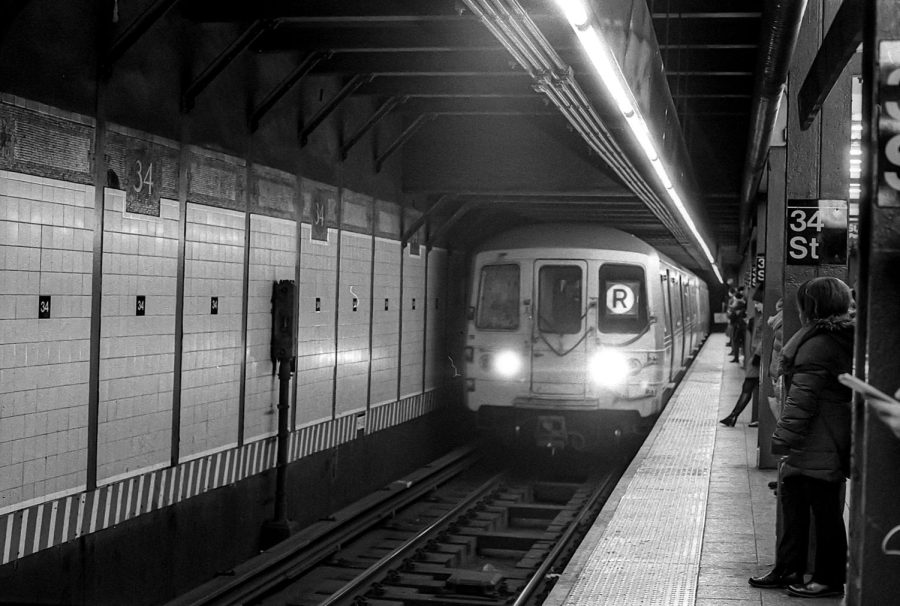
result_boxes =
[335,231,372,416]
[369,237,401,406]
[0,171,93,508]
[245,214,297,441]
[425,248,447,390]
[97,190,178,482]
[295,224,337,426]
[399,249,426,398]
[180,204,245,460]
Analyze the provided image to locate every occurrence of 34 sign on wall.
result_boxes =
[786,199,848,265]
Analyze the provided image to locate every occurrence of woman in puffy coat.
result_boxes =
[749,277,854,598]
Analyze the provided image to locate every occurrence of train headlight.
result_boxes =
[493,350,522,378]
[588,350,641,387]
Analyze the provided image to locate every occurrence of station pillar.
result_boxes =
[847,2,900,603]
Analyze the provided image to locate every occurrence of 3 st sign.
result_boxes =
[878,41,900,207]
[786,199,848,266]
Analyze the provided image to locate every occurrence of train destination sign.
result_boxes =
[785,199,848,266]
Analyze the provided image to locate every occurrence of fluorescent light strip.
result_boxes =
[555,0,721,282]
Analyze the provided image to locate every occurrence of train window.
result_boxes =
[598,264,647,333]
[476,264,520,330]
[537,265,582,334]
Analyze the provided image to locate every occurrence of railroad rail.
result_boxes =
[168,444,626,606]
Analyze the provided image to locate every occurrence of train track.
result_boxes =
[168,445,627,606]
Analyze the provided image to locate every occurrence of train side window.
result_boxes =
[537,265,583,334]
[476,264,520,330]
[598,264,647,333]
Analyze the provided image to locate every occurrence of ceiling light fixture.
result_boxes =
[554,0,722,283]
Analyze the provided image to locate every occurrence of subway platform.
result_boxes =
[545,332,844,606]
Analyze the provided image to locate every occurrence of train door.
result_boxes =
[685,280,695,355]
[667,271,684,371]
[677,274,687,365]
[660,271,675,381]
[530,260,588,396]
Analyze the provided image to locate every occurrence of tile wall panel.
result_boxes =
[97,190,178,482]
[180,204,245,460]
[425,248,447,390]
[335,231,372,416]
[399,248,425,398]
[0,171,93,510]
[369,237,400,406]
[296,224,337,426]
[245,214,297,441]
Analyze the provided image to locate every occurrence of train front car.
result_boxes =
[464,224,675,451]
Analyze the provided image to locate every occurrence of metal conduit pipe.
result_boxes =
[484,0,558,77]
[490,0,558,73]
[511,0,570,72]
[465,2,534,73]
[466,0,692,246]
[739,0,808,242]
[468,0,546,74]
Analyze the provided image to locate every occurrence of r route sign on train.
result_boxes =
[606,283,636,315]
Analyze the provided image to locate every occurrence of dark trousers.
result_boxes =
[777,475,847,585]
[730,323,745,359]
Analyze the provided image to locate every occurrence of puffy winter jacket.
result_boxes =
[771,319,854,481]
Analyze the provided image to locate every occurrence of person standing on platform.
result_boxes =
[749,277,854,598]
[720,299,764,427]
[766,297,785,420]
[728,287,747,363]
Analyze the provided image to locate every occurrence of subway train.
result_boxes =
[464,223,709,450]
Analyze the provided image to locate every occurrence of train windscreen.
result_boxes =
[598,264,648,333]
[537,265,583,334]
[476,264,520,329]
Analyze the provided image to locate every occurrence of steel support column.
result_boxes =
[758,147,785,469]
[848,2,900,603]
[783,0,849,343]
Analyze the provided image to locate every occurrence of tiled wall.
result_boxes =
[0,103,454,564]
[180,204,245,459]
[244,214,297,442]
[425,248,447,390]
[296,224,337,426]
[0,172,93,510]
[335,231,372,417]
[97,191,179,482]
[370,237,401,406]
[400,248,426,398]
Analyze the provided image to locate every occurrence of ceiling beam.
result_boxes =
[254,23,543,53]
[106,0,182,72]
[375,113,435,172]
[340,95,406,160]
[354,75,536,98]
[299,74,373,145]
[250,50,330,131]
[182,19,276,111]
[312,50,522,75]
